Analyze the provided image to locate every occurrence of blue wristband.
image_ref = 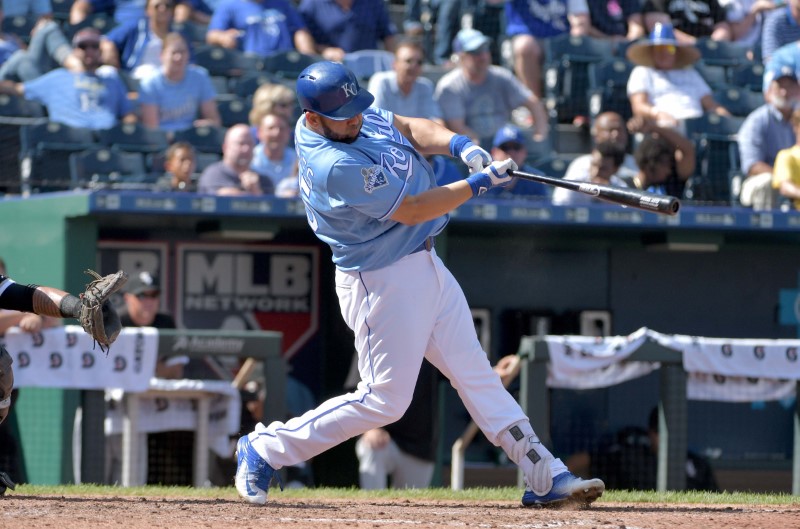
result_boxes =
[466,171,490,196]
[449,134,472,158]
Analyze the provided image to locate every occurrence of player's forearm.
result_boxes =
[391,180,473,225]
[32,287,80,319]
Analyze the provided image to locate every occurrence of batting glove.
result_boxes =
[450,134,492,174]
[466,158,518,196]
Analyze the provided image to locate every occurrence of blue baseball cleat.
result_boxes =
[521,471,605,507]
[235,435,281,505]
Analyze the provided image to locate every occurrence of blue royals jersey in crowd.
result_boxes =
[295,107,448,272]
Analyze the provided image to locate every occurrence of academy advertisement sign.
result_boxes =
[176,243,319,360]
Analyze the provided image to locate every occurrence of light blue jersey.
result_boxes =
[296,107,448,272]
[138,65,217,132]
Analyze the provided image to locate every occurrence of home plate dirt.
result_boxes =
[2,495,799,529]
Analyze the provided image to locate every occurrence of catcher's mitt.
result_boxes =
[79,269,128,353]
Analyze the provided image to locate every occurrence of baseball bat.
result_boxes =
[509,170,681,216]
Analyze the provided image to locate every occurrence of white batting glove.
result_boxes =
[466,158,518,196]
[449,134,492,174]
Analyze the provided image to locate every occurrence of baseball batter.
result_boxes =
[235,61,605,507]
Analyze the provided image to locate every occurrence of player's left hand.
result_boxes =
[465,158,518,196]
[460,143,492,174]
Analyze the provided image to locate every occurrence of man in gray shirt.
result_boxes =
[434,28,548,148]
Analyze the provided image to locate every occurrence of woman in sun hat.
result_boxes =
[626,22,731,129]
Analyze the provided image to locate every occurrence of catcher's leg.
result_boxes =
[0,345,17,496]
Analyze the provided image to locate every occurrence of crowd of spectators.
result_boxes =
[0,0,797,210]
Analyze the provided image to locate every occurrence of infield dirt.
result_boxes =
[2,494,799,529]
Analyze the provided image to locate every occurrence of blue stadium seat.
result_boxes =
[69,148,149,190]
[193,45,263,78]
[694,37,750,68]
[343,49,395,83]
[2,16,37,44]
[532,154,576,179]
[261,50,322,80]
[0,95,46,194]
[51,0,72,21]
[216,96,250,127]
[712,86,763,118]
[683,114,744,205]
[232,72,287,99]
[19,122,97,193]
[171,21,208,47]
[693,61,729,91]
[729,62,765,93]
[543,34,615,63]
[62,13,116,40]
[173,124,227,155]
[588,59,634,90]
[95,123,170,154]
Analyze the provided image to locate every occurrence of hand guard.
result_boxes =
[450,134,492,174]
[465,158,518,196]
[79,269,128,354]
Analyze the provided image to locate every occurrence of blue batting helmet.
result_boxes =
[296,61,374,120]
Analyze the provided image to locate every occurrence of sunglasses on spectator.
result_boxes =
[466,44,490,55]
[402,58,424,66]
[77,42,100,50]
[274,101,295,108]
[499,143,524,152]
[152,2,175,10]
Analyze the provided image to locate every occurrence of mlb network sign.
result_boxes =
[176,243,319,360]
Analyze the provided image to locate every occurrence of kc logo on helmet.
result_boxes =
[342,82,358,98]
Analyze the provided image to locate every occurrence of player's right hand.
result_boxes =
[460,143,492,174]
[465,158,518,196]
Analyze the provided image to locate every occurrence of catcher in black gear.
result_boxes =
[0,269,127,495]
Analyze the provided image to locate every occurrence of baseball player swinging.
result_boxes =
[235,61,605,507]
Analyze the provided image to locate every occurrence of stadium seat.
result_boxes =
[95,123,170,154]
[193,45,263,78]
[683,114,744,205]
[171,21,209,47]
[19,121,97,193]
[51,0,72,22]
[343,49,395,83]
[217,96,250,127]
[0,95,46,194]
[173,124,227,155]
[684,113,744,139]
[712,86,763,118]
[261,50,322,80]
[69,148,149,189]
[693,61,729,91]
[729,62,765,93]
[694,37,750,68]
[589,59,634,90]
[543,36,614,124]
[532,154,576,179]
[1,16,37,44]
[588,86,633,123]
[232,72,287,99]
[62,13,116,40]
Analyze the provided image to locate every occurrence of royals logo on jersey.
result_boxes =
[362,165,388,194]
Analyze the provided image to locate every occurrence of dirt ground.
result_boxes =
[2,494,800,529]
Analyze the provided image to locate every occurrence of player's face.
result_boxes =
[316,113,363,144]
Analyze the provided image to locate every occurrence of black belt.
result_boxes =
[411,236,435,254]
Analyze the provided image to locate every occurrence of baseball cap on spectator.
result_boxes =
[453,28,490,54]
[762,64,798,93]
[72,28,101,48]
[125,271,161,297]
[493,124,526,150]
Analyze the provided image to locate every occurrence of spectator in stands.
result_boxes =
[629,115,696,197]
[641,0,732,43]
[568,0,646,43]
[368,39,443,124]
[627,22,730,130]
[2,0,53,19]
[101,0,189,80]
[0,28,136,129]
[724,1,782,52]
[435,28,548,147]
[298,0,397,62]
[771,107,800,209]
[760,0,800,63]
[154,141,197,191]
[198,123,275,195]
[504,0,569,98]
[429,0,463,66]
[0,17,81,81]
[249,82,297,127]
[139,32,220,131]
[553,141,628,206]
[564,111,639,185]
[175,0,214,24]
[251,112,298,198]
[486,124,549,199]
[737,64,798,209]
[70,0,192,26]
[206,0,317,57]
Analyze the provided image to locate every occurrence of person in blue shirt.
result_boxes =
[298,0,397,62]
[233,60,606,508]
[0,18,81,82]
[139,32,220,131]
[206,0,317,57]
[101,0,191,80]
[0,28,135,129]
[485,124,549,199]
[2,0,52,18]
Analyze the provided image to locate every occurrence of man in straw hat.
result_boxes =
[626,22,730,130]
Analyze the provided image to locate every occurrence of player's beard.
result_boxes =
[320,116,362,144]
